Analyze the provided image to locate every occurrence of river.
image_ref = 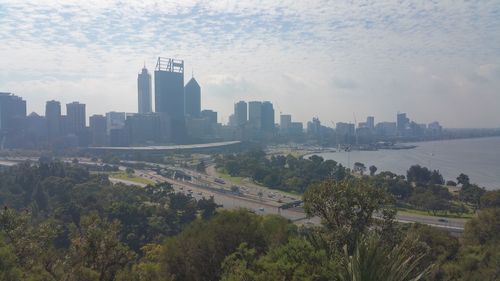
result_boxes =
[315,136,500,190]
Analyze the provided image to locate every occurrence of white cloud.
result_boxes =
[0,0,499,127]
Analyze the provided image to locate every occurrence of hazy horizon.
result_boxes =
[1,1,499,127]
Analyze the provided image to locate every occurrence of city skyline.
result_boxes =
[1,1,499,127]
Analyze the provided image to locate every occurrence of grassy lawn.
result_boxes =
[396,207,474,219]
[216,170,247,186]
[216,169,301,197]
[97,171,155,185]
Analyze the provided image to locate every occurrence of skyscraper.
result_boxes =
[89,114,107,146]
[280,114,292,133]
[155,57,185,142]
[366,116,375,130]
[0,92,26,141]
[248,101,262,130]
[234,101,247,127]
[137,65,152,114]
[261,101,275,132]
[397,112,409,134]
[66,102,86,134]
[45,100,61,141]
[184,77,201,118]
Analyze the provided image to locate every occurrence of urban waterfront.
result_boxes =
[317,136,500,190]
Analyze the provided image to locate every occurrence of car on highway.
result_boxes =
[214,178,226,184]
[438,218,449,223]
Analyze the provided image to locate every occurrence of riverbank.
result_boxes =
[313,136,500,190]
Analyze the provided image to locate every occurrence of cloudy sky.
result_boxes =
[1,0,499,128]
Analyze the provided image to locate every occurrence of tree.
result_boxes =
[407,165,431,184]
[429,170,444,185]
[459,184,485,210]
[258,191,263,201]
[158,210,291,281]
[221,238,337,281]
[369,165,377,176]
[0,236,23,281]
[65,213,136,281]
[480,190,500,209]
[303,179,395,251]
[353,162,366,175]
[456,173,470,186]
[125,167,135,176]
[196,160,206,173]
[443,208,500,280]
[337,234,432,281]
[462,208,500,247]
[446,180,457,186]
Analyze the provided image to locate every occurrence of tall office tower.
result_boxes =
[155,57,185,142]
[261,101,275,132]
[66,102,86,134]
[234,101,247,127]
[89,114,107,146]
[280,114,292,133]
[0,92,27,140]
[137,66,152,114]
[45,100,61,141]
[201,110,217,125]
[366,116,375,130]
[184,77,201,118]
[396,112,409,134]
[248,101,262,130]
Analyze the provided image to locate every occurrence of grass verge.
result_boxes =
[396,207,473,219]
[94,171,156,185]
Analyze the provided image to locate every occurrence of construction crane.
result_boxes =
[353,112,358,146]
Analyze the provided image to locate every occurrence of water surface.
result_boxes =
[316,137,500,190]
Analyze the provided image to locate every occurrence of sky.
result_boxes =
[0,0,499,128]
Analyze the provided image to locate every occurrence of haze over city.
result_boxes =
[1,0,500,127]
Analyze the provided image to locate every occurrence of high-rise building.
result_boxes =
[125,113,165,144]
[248,101,262,130]
[336,122,355,136]
[280,114,292,133]
[105,111,126,134]
[184,77,201,118]
[261,101,275,132]
[137,66,152,114]
[0,92,26,134]
[89,114,107,146]
[366,116,375,130]
[397,112,409,134]
[234,101,247,127]
[201,110,217,125]
[66,102,86,134]
[45,100,61,141]
[375,122,397,136]
[290,122,304,135]
[26,112,47,146]
[308,118,322,135]
[155,57,185,142]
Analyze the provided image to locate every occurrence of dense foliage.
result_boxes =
[0,160,217,280]
[0,159,499,280]
[217,150,493,216]
[216,150,348,192]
